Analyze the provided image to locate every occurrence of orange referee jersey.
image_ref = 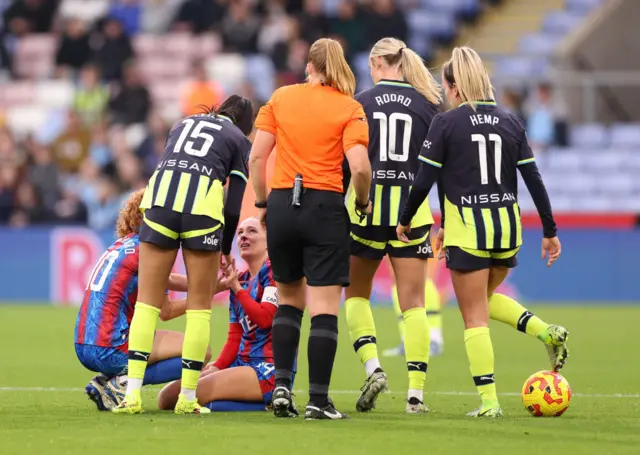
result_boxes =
[255,82,369,193]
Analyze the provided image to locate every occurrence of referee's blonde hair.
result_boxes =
[443,46,494,110]
[370,37,442,105]
[308,38,356,98]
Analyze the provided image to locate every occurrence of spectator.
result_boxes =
[51,111,91,175]
[180,59,223,117]
[52,187,88,225]
[66,158,101,207]
[172,0,225,34]
[141,0,184,33]
[55,17,91,78]
[297,0,329,45]
[502,88,525,122]
[11,180,48,225]
[221,0,259,53]
[116,153,145,190]
[108,62,151,125]
[136,111,168,165]
[365,0,408,45]
[0,165,17,223]
[86,175,123,230]
[88,122,112,168]
[28,143,60,210]
[73,64,109,126]
[524,83,569,152]
[257,4,290,57]
[108,0,142,36]
[2,0,58,36]
[91,17,134,81]
[330,0,366,59]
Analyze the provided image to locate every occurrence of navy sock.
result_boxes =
[272,305,303,389]
[143,357,182,385]
[308,314,338,408]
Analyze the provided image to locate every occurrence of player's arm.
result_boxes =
[221,137,251,256]
[400,114,447,227]
[516,132,557,239]
[212,307,242,370]
[167,273,188,292]
[344,104,371,208]
[159,296,186,321]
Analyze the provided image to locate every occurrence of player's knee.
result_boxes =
[157,385,178,410]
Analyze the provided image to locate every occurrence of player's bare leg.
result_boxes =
[113,242,177,414]
[345,255,388,412]
[451,268,502,418]
[173,248,219,414]
[158,366,264,410]
[390,257,430,414]
[488,267,569,371]
[271,279,306,418]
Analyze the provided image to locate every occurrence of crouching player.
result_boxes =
[158,218,290,412]
[74,189,213,410]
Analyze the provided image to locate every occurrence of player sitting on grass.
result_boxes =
[75,190,218,411]
[157,217,289,413]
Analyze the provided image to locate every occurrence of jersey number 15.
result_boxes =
[374,112,412,163]
[173,118,223,158]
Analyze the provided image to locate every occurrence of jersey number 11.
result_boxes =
[471,133,502,185]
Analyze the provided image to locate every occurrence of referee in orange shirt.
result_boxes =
[249,38,372,420]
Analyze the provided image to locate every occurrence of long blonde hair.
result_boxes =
[308,38,356,97]
[443,46,494,110]
[370,37,442,105]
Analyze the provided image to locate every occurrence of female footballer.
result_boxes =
[157,217,282,412]
[344,37,441,414]
[113,95,254,415]
[398,47,568,418]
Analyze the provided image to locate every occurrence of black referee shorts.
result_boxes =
[266,189,350,287]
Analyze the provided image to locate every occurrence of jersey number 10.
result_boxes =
[374,112,412,162]
[173,118,223,157]
[86,250,120,292]
[471,133,502,185]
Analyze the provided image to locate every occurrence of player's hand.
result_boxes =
[215,273,229,294]
[542,236,561,268]
[201,363,219,378]
[436,228,445,260]
[258,207,267,226]
[222,258,242,293]
[396,222,411,243]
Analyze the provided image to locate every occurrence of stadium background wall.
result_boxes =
[0,225,637,303]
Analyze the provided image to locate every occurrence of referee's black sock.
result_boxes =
[308,314,338,408]
[272,304,303,390]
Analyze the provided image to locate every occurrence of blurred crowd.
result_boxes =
[0,0,565,229]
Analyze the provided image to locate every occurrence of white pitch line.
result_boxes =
[0,387,638,399]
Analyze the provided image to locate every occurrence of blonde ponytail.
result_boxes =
[370,37,442,105]
[443,46,494,110]
[308,38,356,97]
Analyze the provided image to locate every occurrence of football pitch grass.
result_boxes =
[1,305,638,455]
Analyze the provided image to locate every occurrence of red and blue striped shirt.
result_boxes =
[74,233,139,351]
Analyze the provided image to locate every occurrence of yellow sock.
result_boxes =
[425,279,442,330]
[391,285,405,340]
[127,302,160,385]
[489,293,548,339]
[464,327,497,404]
[345,297,379,373]
[403,307,430,391]
[181,309,212,391]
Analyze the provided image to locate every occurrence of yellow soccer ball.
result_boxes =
[521,370,572,417]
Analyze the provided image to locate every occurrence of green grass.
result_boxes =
[0,305,638,455]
